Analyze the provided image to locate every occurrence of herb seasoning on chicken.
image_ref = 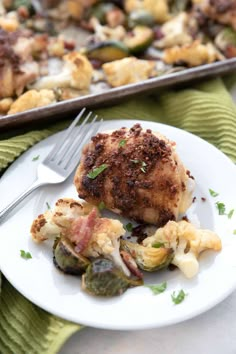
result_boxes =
[74,124,195,226]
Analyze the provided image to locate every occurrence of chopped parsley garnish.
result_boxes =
[233,230,236,235]
[215,202,226,215]
[46,202,51,210]
[140,161,147,173]
[152,242,165,248]
[119,139,126,147]
[131,159,147,173]
[209,189,219,197]
[171,289,187,304]
[32,155,40,161]
[87,164,108,179]
[146,281,167,295]
[125,222,133,232]
[20,250,32,260]
[98,201,106,211]
[228,209,234,219]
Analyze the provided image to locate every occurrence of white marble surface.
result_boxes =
[59,81,236,354]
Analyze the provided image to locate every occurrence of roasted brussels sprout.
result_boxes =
[124,26,154,54]
[128,10,155,28]
[86,3,116,24]
[82,258,143,296]
[53,237,90,275]
[12,0,34,13]
[120,239,173,272]
[86,40,129,62]
[215,27,236,57]
[168,0,190,14]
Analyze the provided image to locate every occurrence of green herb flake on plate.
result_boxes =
[171,289,187,304]
[20,250,32,260]
[146,282,167,295]
[32,155,40,161]
[215,201,226,215]
[209,189,219,197]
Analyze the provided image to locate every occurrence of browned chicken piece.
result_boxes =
[0,29,39,99]
[196,0,236,30]
[74,124,195,226]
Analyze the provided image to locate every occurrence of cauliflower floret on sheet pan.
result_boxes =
[163,40,221,66]
[31,52,93,91]
[102,57,156,87]
[8,89,56,115]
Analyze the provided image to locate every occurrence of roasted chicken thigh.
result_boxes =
[74,124,195,226]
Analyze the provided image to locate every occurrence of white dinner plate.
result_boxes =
[0,119,236,330]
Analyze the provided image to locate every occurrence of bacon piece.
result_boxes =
[70,208,98,253]
[120,250,143,279]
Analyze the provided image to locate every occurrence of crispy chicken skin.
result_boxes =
[74,124,195,226]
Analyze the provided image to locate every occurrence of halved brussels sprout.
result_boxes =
[82,258,143,296]
[128,10,156,28]
[53,237,90,275]
[168,0,190,14]
[86,3,116,24]
[124,26,154,54]
[86,40,129,62]
[215,27,236,53]
[120,239,173,272]
[12,0,35,13]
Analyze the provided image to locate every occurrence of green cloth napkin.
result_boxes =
[0,77,236,354]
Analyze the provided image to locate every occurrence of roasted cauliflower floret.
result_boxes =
[154,13,195,49]
[30,198,94,242]
[0,30,40,99]
[66,0,84,20]
[143,0,170,23]
[124,0,143,13]
[66,0,99,20]
[8,89,56,114]
[31,52,93,91]
[30,198,130,275]
[143,220,222,278]
[0,11,19,32]
[102,57,156,87]
[89,17,126,42]
[163,40,220,66]
[74,214,129,275]
[30,212,61,243]
[0,97,13,113]
[125,0,170,23]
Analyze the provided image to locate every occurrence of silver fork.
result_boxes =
[0,108,102,222]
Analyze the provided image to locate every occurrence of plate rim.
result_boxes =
[1,119,236,330]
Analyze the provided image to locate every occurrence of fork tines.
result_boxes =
[44,108,102,172]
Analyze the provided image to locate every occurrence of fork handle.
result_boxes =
[0,179,46,222]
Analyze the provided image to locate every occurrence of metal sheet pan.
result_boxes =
[1,57,236,131]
